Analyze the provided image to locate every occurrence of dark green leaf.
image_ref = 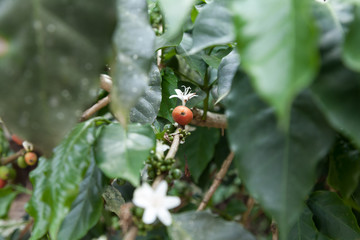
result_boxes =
[0,0,116,154]
[343,6,360,72]
[308,191,360,240]
[110,0,155,126]
[231,0,319,127]
[130,64,162,124]
[225,74,334,239]
[168,211,255,240]
[177,127,220,182]
[57,161,105,240]
[327,138,360,198]
[190,1,234,54]
[102,185,125,218]
[26,119,100,239]
[287,206,319,240]
[0,187,18,218]
[158,68,179,122]
[95,123,155,186]
[216,50,240,104]
[155,32,183,50]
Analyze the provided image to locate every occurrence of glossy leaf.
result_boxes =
[0,0,116,154]
[168,211,255,240]
[216,50,240,104]
[327,138,360,198]
[231,0,318,127]
[110,0,155,126]
[95,123,155,186]
[308,191,360,239]
[177,127,220,182]
[158,0,195,40]
[287,206,319,240]
[225,74,334,239]
[158,68,179,122]
[130,64,162,124]
[190,1,234,54]
[0,187,18,218]
[343,5,360,72]
[57,161,105,240]
[26,118,102,239]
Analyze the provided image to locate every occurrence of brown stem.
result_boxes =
[123,226,138,240]
[80,96,110,122]
[241,197,255,227]
[197,152,234,211]
[1,149,25,165]
[100,74,112,92]
[165,128,181,160]
[191,108,227,129]
[271,220,278,240]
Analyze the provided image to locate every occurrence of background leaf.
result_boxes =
[158,68,179,122]
[177,127,220,182]
[95,123,155,186]
[308,191,360,240]
[0,188,18,218]
[57,161,105,240]
[288,206,320,240]
[168,211,255,240]
[231,0,318,127]
[0,0,116,154]
[130,64,162,124]
[225,73,334,239]
[343,5,360,72]
[110,0,155,126]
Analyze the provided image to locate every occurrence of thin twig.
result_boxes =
[271,220,278,240]
[123,226,138,240]
[241,197,255,227]
[197,152,234,211]
[191,108,227,129]
[100,74,112,92]
[80,96,110,122]
[0,149,25,165]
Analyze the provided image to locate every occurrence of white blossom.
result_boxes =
[22,141,33,152]
[155,140,170,159]
[169,86,197,106]
[133,181,181,226]
[315,0,327,3]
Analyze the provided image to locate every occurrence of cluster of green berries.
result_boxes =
[164,128,191,144]
[131,207,153,235]
[146,155,179,180]
[17,151,38,168]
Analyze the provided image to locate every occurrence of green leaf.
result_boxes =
[0,0,116,154]
[130,64,162,124]
[110,0,155,126]
[177,127,220,182]
[26,158,51,240]
[57,161,105,240]
[168,211,255,240]
[26,119,101,239]
[231,0,319,127]
[287,206,319,240]
[190,1,234,54]
[102,185,125,218]
[95,123,155,186]
[225,73,334,239]
[308,191,360,240]
[327,138,360,199]
[343,6,360,72]
[155,32,183,50]
[158,68,179,122]
[216,50,240,104]
[0,187,18,218]
[158,0,195,40]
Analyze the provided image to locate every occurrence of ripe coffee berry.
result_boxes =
[24,152,38,166]
[172,106,193,126]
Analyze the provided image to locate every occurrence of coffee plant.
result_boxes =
[1,0,360,239]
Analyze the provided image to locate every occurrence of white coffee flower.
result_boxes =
[155,140,170,159]
[169,86,197,106]
[22,141,33,152]
[133,181,181,226]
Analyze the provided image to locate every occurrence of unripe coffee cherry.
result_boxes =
[24,152,38,166]
[17,156,27,168]
[0,166,10,180]
[172,106,193,126]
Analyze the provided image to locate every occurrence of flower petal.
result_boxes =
[157,208,172,226]
[142,208,157,224]
[133,183,154,208]
[155,180,168,196]
[174,89,183,96]
[164,196,181,209]
[169,94,180,99]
